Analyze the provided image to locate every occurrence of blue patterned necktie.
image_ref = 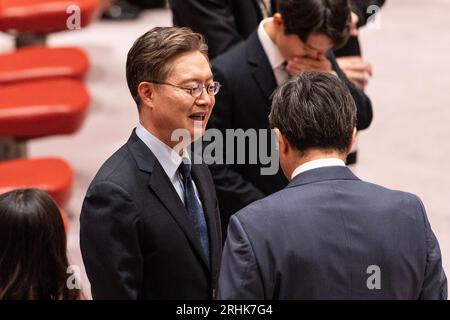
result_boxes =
[178,160,210,265]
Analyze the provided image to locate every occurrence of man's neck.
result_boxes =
[287,150,347,180]
[298,150,346,164]
[138,120,184,155]
[264,19,276,44]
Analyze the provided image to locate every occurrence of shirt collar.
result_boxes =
[291,158,346,180]
[135,123,189,182]
[257,17,286,70]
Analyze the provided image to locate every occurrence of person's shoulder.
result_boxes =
[212,37,251,70]
[234,188,286,223]
[345,179,427,224]
[358,179,423,205]
[235,178,425,224]
[88,141,138,191]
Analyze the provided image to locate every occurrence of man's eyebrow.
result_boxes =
[179,76,214,84]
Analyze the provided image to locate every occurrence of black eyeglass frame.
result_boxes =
[145,80,222,97]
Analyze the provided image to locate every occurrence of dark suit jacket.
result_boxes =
[169,0,275,58]
[219,166,447,299]
[208,32,373,236]
[80,130,222,299]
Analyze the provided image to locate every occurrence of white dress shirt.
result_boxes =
[135,123,202,206]
[258,0,272,19]
[257,17,290,86]
[291,158,346,180]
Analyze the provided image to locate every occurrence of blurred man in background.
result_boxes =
[208,0,373,238]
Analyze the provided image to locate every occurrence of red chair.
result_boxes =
[0,157,74,207]
[0,0,101,33]
[0,78,90,139]
[0,46,89,84]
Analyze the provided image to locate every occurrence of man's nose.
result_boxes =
[196,88,213,106]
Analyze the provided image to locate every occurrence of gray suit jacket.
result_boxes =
[218,166,447,299]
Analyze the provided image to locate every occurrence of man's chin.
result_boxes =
[190,126,206,141]
[190,120,207,138]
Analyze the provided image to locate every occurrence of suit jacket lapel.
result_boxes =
[127,131,210,271]
[148,164,211,269]
[246,32,277,103]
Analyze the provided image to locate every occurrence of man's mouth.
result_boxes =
[189,112,207,121]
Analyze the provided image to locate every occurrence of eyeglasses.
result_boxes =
[147,80,222,98]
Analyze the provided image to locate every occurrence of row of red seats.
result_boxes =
[0,0,101,228]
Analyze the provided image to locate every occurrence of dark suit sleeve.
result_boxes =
[415,197,448,300]
[218,215,264,299]
[327,50,373,130]
[80,181,143,300]
[207,66,267,214]
[168,0,242,58]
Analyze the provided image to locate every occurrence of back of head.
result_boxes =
[277,0,351,48]
[0,189,78,300]
[126,26,208,109]
[269,72,356,155]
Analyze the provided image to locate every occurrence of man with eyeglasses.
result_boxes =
[80,27,222,299]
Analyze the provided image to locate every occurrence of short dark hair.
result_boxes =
[269,72,356,154]
[277,0,351,49]
[126,26,209,108]
[0,188,79,300]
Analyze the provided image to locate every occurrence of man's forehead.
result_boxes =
[167,52,213,80]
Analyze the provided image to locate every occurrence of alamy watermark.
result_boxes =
[366,5,382,31]
[66,265,81,290]
[66,5,81,30]
[171,121,280,175]
[366,265,381,290]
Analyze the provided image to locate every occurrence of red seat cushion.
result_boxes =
[0,157,73,207]
[0,78,90,139]
[0,46,89,84]
[0,0,101,33]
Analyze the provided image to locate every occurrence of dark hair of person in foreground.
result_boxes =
[0,188,79,300]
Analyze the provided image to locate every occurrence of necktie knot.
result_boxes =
[178,159,191,180]
[275,61,290,85]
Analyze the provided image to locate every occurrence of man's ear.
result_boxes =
[346,128,357,154]
[273,13,284,30]
[137,82,154,108]
[274,128,288,156]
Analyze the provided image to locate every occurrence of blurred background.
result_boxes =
[0,0,449,299]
